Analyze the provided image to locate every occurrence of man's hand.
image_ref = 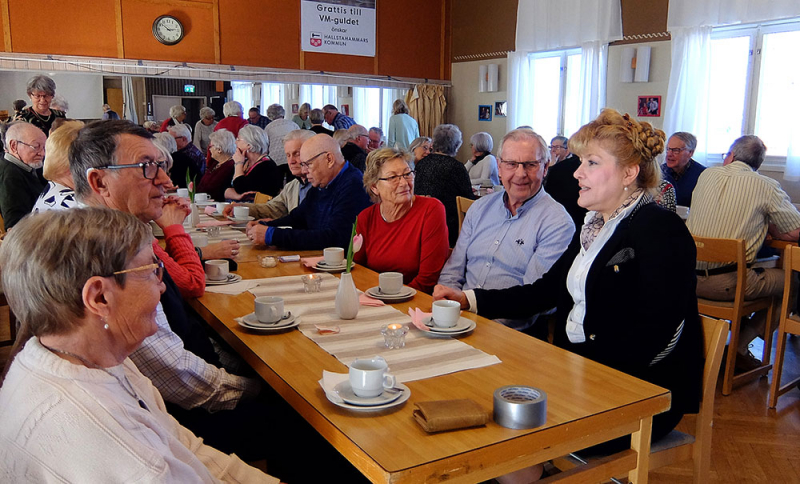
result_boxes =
[246,223,268,246]
[222,203,239,217]
[154,196,191,228]
[246,218,273,230]
[202,240,241,259]
[432,284,469,310]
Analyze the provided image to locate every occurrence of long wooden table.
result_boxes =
[189,245,670,483]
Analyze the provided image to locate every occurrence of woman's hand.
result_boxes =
[224,189,257,201]
[154,196,191,228]
[202,240,240,260]
[432,284,469,310]
[233,145,247,165]
[222,203,239,217]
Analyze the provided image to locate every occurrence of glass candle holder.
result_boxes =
[381,323,408,349]
[206,226,221,238]
[301,274,322,292]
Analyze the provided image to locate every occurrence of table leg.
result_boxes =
[628,415,652,484]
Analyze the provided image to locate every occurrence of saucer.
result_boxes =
[228,215,255,222]
[238,312,300,332]
[205,273,242,285]
[325,383,410,411]
[422,317,477,337]
[315,262,350,273]
[332,381,404,406]
[424,316,474,332]
[365,286,417,302]
[208,211,225,217]
[195,200,216,206]
[317,260,346,268]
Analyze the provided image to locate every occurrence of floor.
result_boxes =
[2,308,799,483]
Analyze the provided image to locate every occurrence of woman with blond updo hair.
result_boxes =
[435,109,702,480]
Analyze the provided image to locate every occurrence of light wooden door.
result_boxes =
[106,88,124,119]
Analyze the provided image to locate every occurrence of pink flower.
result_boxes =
[188,182,194,191]
[352,234,363,253]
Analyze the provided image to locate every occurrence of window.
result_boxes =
[300,84,337,111]
[231,81,252,115]
[353,87,407,132]
[709,19,800,165]
[261,83,283,114]
[525,49,582,142]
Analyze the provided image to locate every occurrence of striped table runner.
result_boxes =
[183,214,252,246]
[249,274,502,383]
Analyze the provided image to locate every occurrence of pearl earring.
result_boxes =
[624,186,628,191]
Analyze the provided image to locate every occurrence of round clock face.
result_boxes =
[152,15,184,45]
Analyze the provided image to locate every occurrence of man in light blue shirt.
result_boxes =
[435,129,574,335]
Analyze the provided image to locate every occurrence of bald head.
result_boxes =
[299,134,345,188]
[5,122,46,168]
[348,124,369,150]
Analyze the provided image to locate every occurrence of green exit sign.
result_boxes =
[184,84,196,93]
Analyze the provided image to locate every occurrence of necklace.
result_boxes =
[30,108,53,123]
[380,198,413,223]
[40,341,149,411]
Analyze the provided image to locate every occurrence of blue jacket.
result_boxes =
[265,162,371,249]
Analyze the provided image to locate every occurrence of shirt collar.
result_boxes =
[502,185,543,218]
[4,152,33,172]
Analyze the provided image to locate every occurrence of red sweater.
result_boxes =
[354,196,449,294]
[152,224,206,299]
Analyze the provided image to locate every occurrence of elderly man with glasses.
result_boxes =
[544,134,586,230]
[662,132,706,207]
[434,128,574,338]
[246,133,371,249]
[0,122,47,230]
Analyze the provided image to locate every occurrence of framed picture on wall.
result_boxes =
[292,103,299,114]
[494,101,507,117]
[341,104,350,117]
[637,95,661,117]
[479,105,492,122]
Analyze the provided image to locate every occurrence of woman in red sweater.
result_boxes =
[354,147,449,294]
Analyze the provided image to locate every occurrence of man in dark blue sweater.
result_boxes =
[247,134,371,249]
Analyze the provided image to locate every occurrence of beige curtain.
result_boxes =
[406,84,446,138]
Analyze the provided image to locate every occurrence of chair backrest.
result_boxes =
[700,315,728,403]
[456,196,474,233]
[692,236,748,310]
[254,192,273,204]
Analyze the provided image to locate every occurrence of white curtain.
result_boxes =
[516,0,622,52]
[231,82,252,116]
[667,0,800,29]
[121,75,138,124]
[578,41,608,127]
[261,83,283,113]
[663,26,712,164]
[506,51,533,132]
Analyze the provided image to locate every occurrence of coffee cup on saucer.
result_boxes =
[323,247,344,266]
[233,206,250,220]
[205,259,229,281]
[195,192,210,202]
[432,300,461,328]
[349,356,396,398]
[255,296,284,323]
[176,188,189,198]
[216,201,229,214]
[378,272,403,295]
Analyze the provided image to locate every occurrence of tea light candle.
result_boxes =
[301,274,322,293]
[258,255,277,268]
[381,323,408,349]
[388,323,402,331]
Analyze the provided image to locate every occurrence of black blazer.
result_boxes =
[544,153,587,229]
[475,200,703,418]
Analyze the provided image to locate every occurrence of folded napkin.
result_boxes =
[203,206,217,215]
[204,278,273,295]
[407,307,431,331]
[359,293,384,307]
[197,220,234,228]
[301,256,324,268]
[413,399,488,433]
[319,370,349,403]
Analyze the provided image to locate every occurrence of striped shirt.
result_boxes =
[687,161,800,269]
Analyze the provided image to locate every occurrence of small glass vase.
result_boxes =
[190,202,200,228]
[335,272,359,320]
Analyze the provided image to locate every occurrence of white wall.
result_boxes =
[0,71,103,120]
[605,42,671,131]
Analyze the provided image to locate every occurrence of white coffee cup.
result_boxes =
[195,192,210,202]
[255,296,284,323]
[204,259,229,281]
[432,300,461,328]
[349,356,396,398]
[233,206,250,220]
[176,188,189,198]
[190,233,208,248]
[378,272,404,295]
[323,247,344,265]
[216,201,229,214]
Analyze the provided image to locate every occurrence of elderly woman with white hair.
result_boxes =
[387,99,419,150]
[159,104,188,133]
[414,124,475,246]
[214,100,249,139]
[224,125,282,201]
[14,74,66,135]
[407,136,432,170]
[265,103,300,172]
[193,106,217,153]
[197,128,236,202]
[0,208,280,483]
[465,131,500,187]
[32,120,83,213]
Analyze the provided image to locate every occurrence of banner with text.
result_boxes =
[301,0,376,57]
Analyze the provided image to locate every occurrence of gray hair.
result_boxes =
[223,101,243,117]
[168,123,192,141]
[266,103,285,120]
[169,105,186,118]
[363,147,412,203]
[670,132,698,153]
[153,143,173,172]
[26,75,56,97]
[70,120,155,199]
[50,95,69,112]
[332,129,350,147]
[392,99,409,115]
[284,129,315,144]
[408,136,432,154]
[551,135,568,147]
[470,132,493,153]
[199,106,215,119]
[152,132,177,153]
[5,122,44,152]
[499,129,550,165]
[322,104,338,113]
[347,124,368,142]
[432,124,463,157]
[0,207,152,337]
[729,135,767,170]
[142,120,159,131]
[237,124,269,155]
[369,126,383,137]
[310,108,325,124]
[208,128,236,157]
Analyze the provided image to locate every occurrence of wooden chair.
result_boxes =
[253,192,273,204]
[456,196,474,233]
[693,236,776,395]
[768,245,800,408]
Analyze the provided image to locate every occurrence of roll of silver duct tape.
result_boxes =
[493,385,547,429]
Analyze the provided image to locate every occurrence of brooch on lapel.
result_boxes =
[606,248,635,270]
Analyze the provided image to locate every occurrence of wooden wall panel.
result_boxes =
[451,0,517,60]
[8,0,118,58]
[377,0,444,80]
[219,0,300,69]
[303,51,374,75]
[121,0,216,64]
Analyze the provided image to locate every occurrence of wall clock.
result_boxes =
[152,15,184,46]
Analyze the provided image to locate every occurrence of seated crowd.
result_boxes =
[2,72,798,482]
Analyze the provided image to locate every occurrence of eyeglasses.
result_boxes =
[95,160,167,180]
[549,145,566,150]
[499,159,544,171]
[666,147,687,154]
[378,170,415,184]
[30,93,53,101]
[300,151,329,169]
[15,140,44,152]
[109,260,164,282]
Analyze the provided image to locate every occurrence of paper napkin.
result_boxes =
[301,256,324,268]
[407,307,432,331]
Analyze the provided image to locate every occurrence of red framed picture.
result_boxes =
[637,96,661,117]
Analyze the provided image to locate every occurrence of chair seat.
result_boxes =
[651,430,696,453]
